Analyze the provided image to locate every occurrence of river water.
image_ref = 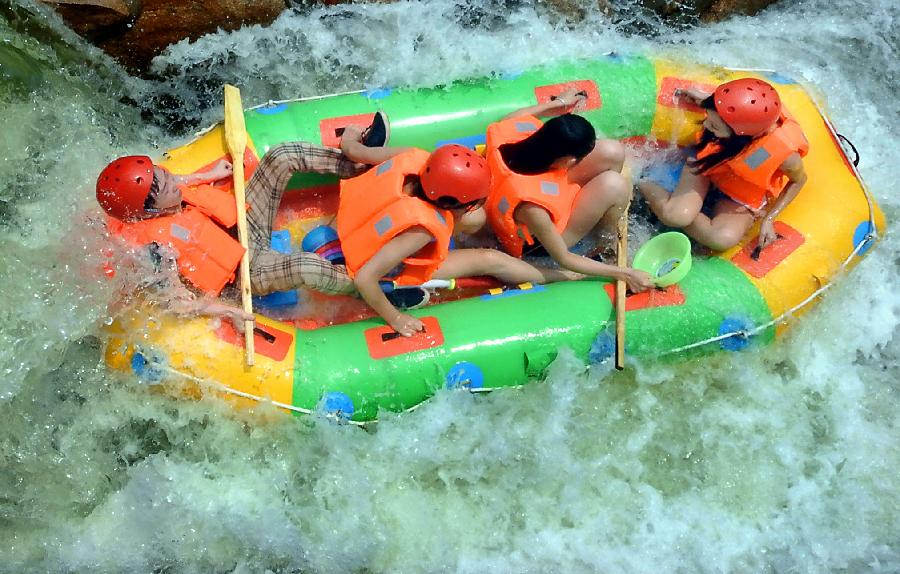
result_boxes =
[1,0,898,572]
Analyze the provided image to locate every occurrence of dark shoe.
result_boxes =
[385,286,429,310]
[362,111,390,147]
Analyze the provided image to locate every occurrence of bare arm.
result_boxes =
[759,153,807,248]
[517,204,653,292]
[339,124,414,165]
[501,87,588,121]
[136,273,254,331]
[355,228,434,337]
[132,244,253,328]
[173,159,234,186]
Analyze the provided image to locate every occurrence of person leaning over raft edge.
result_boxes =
[94,112,430,328]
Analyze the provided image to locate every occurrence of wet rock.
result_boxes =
[553,0,780,28]
[43,0,287,75]
[41,0,140,16]
[701,0,781,22]
[639,0,780,24]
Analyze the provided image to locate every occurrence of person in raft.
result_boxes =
[336,127,578,337]
[638,78,809,251]
[95,113,403,326]
[482,87,654,293]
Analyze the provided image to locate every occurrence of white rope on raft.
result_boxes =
[155,363,369,427]
[661,109,879,356]
[154,357,504,425]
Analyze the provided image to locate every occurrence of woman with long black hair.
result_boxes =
[483,87,654,293]
[639,78,809,251]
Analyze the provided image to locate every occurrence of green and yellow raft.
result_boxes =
[103,55,885,423]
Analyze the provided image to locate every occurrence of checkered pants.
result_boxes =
[246,143,366,296]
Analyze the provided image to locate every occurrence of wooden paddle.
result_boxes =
[615,203,629,370]
[223,84,255,366]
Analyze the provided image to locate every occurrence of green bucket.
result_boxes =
[633,232,692,287]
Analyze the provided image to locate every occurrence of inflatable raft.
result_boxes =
[103,55,885,423]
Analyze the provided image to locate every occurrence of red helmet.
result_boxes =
[96,155,154,221]
[713,78,781,137]
[419,144,490,205]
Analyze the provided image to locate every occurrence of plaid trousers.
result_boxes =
[246,143,366,296]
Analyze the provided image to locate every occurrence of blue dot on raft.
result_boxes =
[320,392,355,419]
[446,362,484,390]
[852,221,876,256]
[362,88,392,100]
[588,328,616,364]
[499,70,522,80]
[256,103,288,115]
[131,352,146,374]
[130,351,163,383]
[718,316,755,351]
[763,71,797,85]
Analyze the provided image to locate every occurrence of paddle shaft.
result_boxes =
[223,85,255,366]
[615,205,629,370]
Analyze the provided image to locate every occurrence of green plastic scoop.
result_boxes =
[632,232,692,287]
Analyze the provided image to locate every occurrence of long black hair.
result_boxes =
[687,96,755,175]
[499,114,596,175]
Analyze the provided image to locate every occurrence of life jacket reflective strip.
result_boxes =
[337,149,454,286]
[699,114,809,210]
[484,115,578,257]
[106,184,244,296]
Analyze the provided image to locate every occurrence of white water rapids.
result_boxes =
[0,0,897,571]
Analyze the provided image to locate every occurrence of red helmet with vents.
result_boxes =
[419,144,490,205]
[96,155,154,221]
[713,78,781,137]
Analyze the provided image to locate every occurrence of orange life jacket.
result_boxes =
[484,115,579,257]
[337,149,454,286]
[106,184,244,296]
[698,113,809,210]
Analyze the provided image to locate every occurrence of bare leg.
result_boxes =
[432,249,576,284]
[638,163,754,251]
[556,139,631,247]
[637,166,710,228]
[568,139,626,183]
[683,198,756,251]
[561,170,631,246]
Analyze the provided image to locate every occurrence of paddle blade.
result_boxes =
[223,84,247,155]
